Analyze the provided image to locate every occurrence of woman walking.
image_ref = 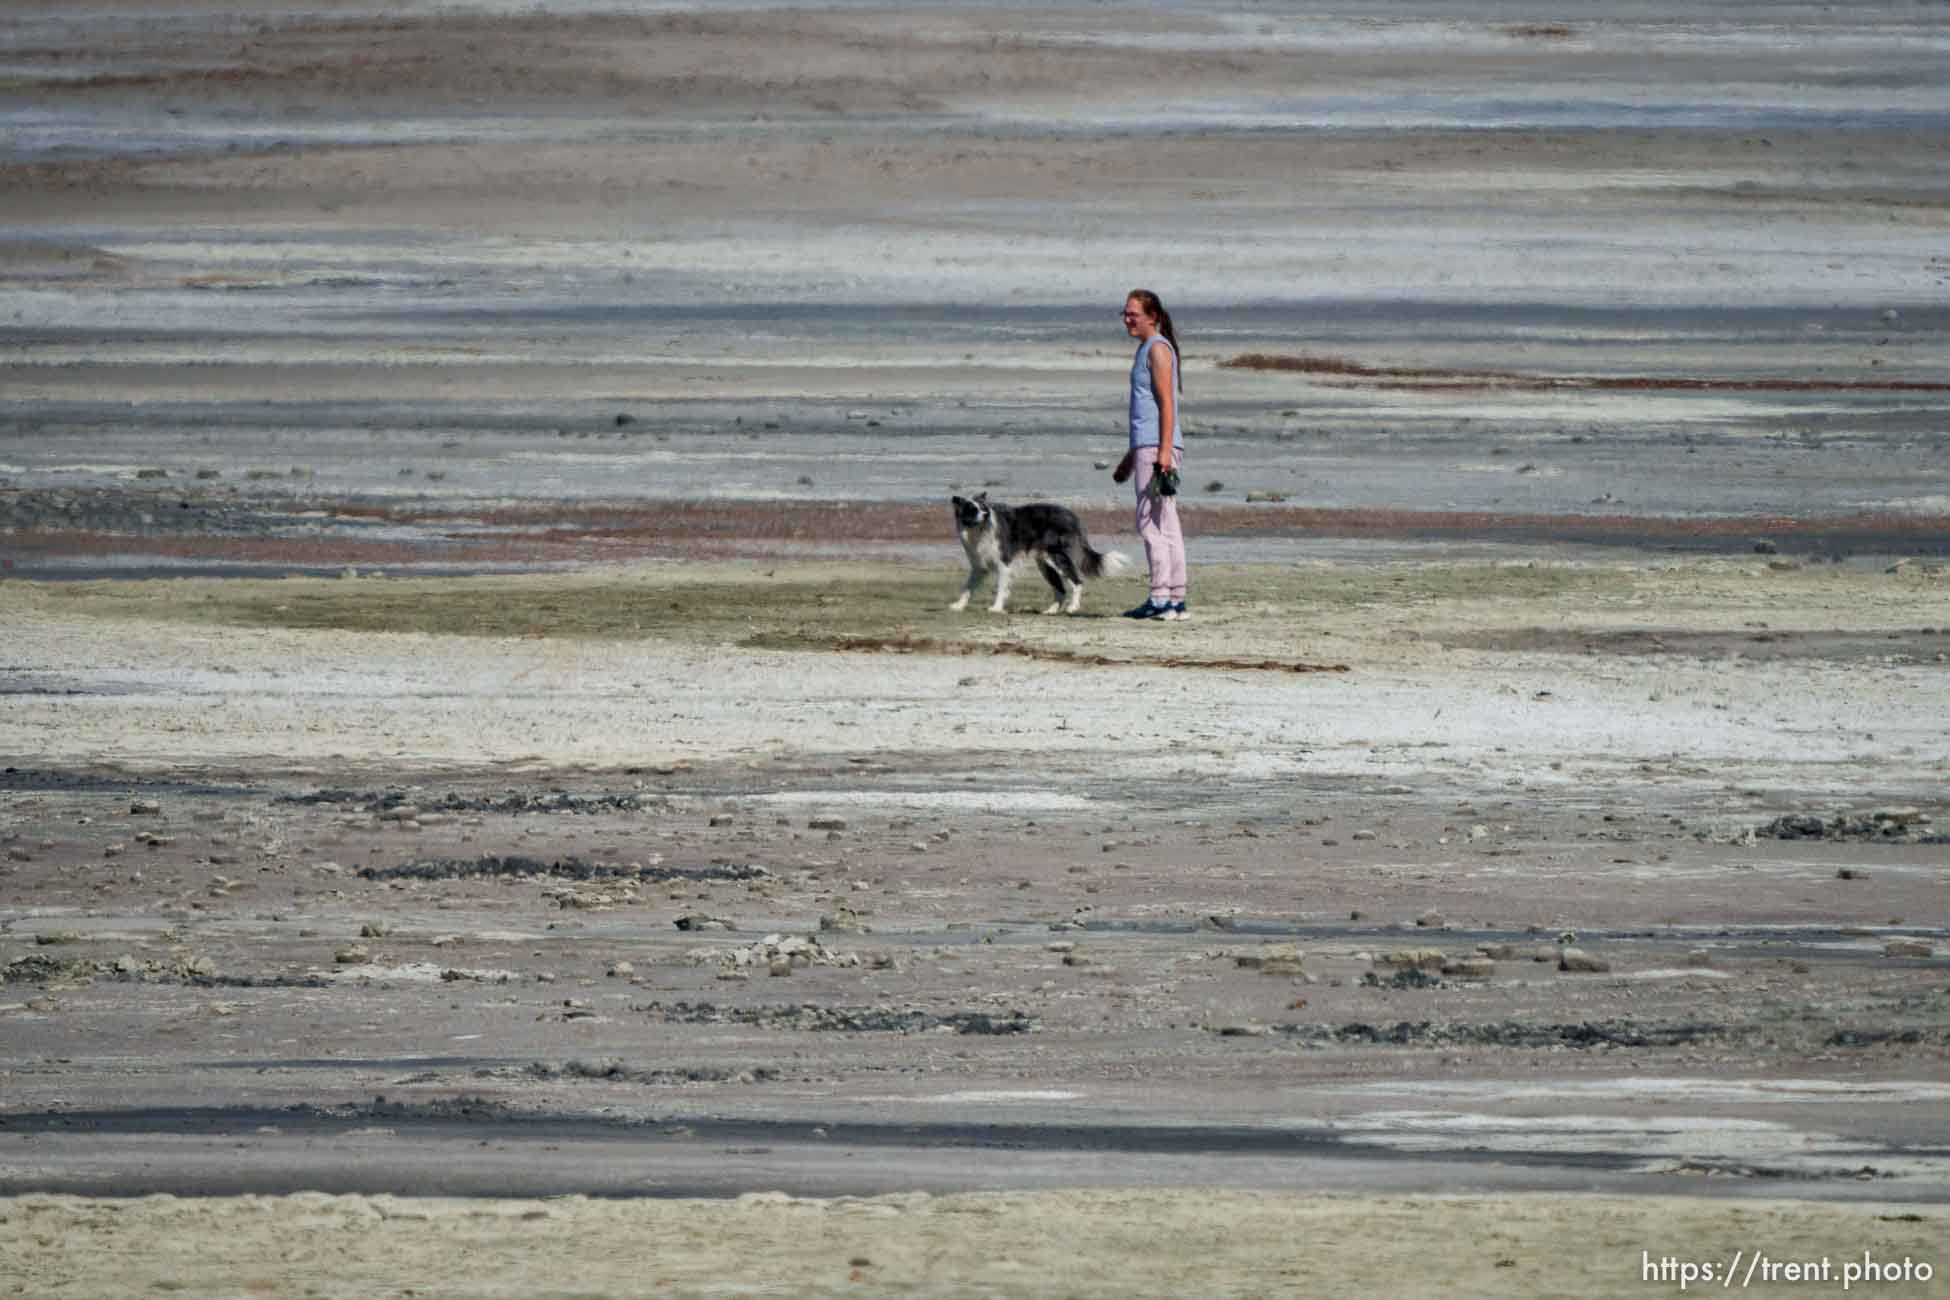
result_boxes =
[1112,288,1188,621]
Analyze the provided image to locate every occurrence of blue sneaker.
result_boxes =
[1123,597,1171,620]
[1165,601,1190,621]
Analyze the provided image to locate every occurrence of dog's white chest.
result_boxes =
[960,524,1003,569]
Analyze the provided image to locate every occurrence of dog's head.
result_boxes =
[951,493,992,529]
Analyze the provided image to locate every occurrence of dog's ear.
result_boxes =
[974,491,988,504]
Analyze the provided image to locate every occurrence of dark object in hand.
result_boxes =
[1156,467,1179,497]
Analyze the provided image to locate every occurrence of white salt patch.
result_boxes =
[1624,968,1733,980]
[924,1091,1082,1104]
[754,790,1100,813]
[1323,1110,1864,1160]
[1319,1078,1950,1105]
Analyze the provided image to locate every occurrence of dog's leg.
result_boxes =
[1036,557,1067,615]
[1049,548,1085,614]
[988,560,1013,613]
[950,562,982,612]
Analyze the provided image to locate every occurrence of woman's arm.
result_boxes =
[1150,347,1177,471]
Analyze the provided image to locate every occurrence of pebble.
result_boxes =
[1883,940,1934,958]
[808,816,848,832]
[1441,957,1496,979]
[1557,947,1611,973]
[607,961,635,977]
[1414,911,1446,928]
[130,800,161,815]
[675,914,736,932]
[335,945,370,964]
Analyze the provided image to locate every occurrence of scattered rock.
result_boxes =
[675,914,736,932]
[1277,1019,1727,1050]
[642,1001,1035,1035]
[1558,947,1611,973]
[1883,940,1934,958]
[1374,949,1446,974]
[362,856,767,885]
[1441,957,1496,979]
[607,961,635,978]
[1757,810,1943,844]
[1213,1020,1268,1037]
[694,933,862,973]
[1363,967,1443,989]
[807,815,849,832]
[438,967,518,983]
[335,945,371,964]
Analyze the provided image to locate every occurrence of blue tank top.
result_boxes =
[1129,335,1182,451]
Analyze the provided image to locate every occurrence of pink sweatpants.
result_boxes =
[1131,446,1187,602]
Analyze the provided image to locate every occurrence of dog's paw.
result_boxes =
[988,604,1008,615]
[1041,602,1062,615]
[949,595,970,612]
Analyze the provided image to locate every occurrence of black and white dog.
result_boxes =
[950,492,1129,615]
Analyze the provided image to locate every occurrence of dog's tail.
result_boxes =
[1081,546,1131,580]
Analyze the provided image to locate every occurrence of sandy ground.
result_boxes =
[4,1,1950,1295]
[6,1190,1947,1299]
